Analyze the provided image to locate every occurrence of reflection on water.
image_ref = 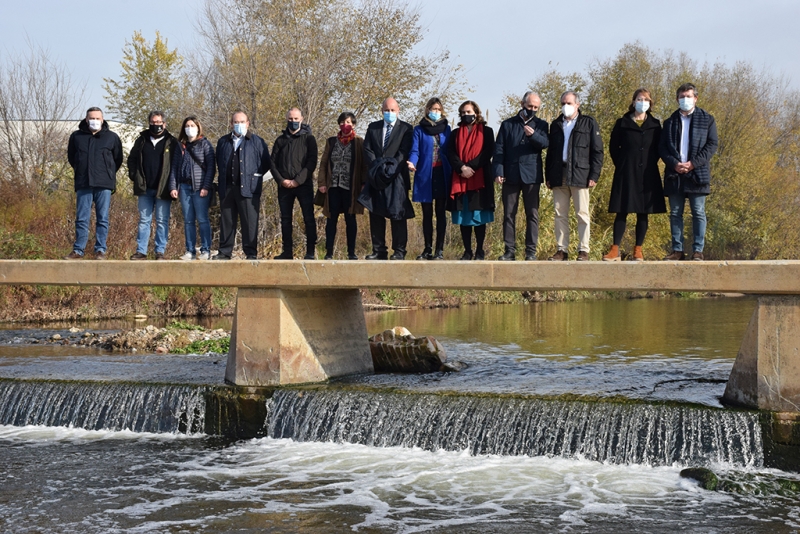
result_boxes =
[366,297,754,360]
[357,297,755,406]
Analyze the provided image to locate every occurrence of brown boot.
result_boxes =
[602,245,620,262]
[633,246,644,262]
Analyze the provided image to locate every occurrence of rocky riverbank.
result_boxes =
[0,322,230,355]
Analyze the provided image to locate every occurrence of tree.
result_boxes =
[0,41,86,189]
[103,31,189,129]
[194,0,468,140]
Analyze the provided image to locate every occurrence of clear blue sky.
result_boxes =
[1,0,797,127]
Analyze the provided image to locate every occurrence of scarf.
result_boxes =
[450,123,485,198]
[419,117,448,136]
[337,128,356,146]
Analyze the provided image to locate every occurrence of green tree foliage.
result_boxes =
[103,31,189,129]
[500,42,800,260]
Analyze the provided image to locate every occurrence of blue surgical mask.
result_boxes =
[679,97,695,112]
[427,111,441,122]
[634,101,650,114]
[233,123,247,136]
[383,111,397,124]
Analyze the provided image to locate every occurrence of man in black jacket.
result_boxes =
[214,111,271,260]
[493,91,549,260]
[271,107,318,260]
[127,111,178,260]
[65,107,123,260]
[545,91,604,261]
[360,97,414,260]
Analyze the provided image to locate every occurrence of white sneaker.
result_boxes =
[197,251,210,260]
[180,251,196,261]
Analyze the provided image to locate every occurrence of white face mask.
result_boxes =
[185,126,199,138]
[679,97,695,112]
[87,119,102,131]
[562,104,576,118]
[634,100,650,114]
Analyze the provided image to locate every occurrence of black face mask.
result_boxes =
[288,121,301,132]
[461,114,476,125]
[149,124,165,136]
[522,108,536,119]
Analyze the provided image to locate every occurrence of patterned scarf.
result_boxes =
[337,128,356,146]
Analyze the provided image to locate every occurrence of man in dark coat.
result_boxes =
[360,97,414,260]
[545,91,604,261]
[271,107,318,260]
[127,111,179,260]
[493,91,549,260]
[659,83,718,261]
[214,111,271,260]
[65,107,123,260]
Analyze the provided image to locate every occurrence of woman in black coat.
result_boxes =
[446,100,495,260]
[603,88,666,261]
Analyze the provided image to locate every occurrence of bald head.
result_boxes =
[286,107,303,121]
[382,98,399,113]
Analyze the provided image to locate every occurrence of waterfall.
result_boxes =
[267,389,764,467]
[0,379,206,434]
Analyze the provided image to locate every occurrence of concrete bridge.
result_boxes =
[1,259,799,413]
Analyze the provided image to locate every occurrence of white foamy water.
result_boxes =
[1,428,799,532]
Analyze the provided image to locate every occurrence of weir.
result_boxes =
[0,378,772,468]
[1,259,800,415]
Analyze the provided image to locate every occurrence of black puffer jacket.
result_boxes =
[271,124,318,187]
[127,129,179,200]
[67,120,123,191]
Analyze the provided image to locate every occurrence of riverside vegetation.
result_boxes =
[1,12,799,321]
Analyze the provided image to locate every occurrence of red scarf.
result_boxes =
[450,124,485,198]
[337,128,356,146]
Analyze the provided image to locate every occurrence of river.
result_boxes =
[1,296,799,533]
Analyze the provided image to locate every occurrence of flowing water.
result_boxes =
[2,297,800,532]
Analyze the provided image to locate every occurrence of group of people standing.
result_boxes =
[63,82,717,262]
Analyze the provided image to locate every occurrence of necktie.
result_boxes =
[384,123,393,150]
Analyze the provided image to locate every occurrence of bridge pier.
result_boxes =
[723,296,800,412]
[224,288,374,386]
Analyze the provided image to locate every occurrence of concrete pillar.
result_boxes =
[723,296,800,412]
[224,288,374,386]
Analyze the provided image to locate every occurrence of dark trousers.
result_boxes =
[369,212,407,255]
[278,184,317,254]
[502,182,540,254]
[420,199,446,252]
[219,186,261,257]
[325,186,357,255]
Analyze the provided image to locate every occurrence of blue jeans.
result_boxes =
[73,187,111,255]
[668,193,707,253]
[136,189,172,254]
[179,183,211,254]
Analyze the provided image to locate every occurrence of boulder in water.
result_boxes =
[680,467,719,490]
[368,327,464,373]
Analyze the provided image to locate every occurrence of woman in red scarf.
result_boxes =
[318,112,367,259]
[446,101,496,260]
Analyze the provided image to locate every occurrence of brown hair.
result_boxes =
[458,100,486,125]
[178,116,204,144]
[424,97,446,118]
[628,88,653,114]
